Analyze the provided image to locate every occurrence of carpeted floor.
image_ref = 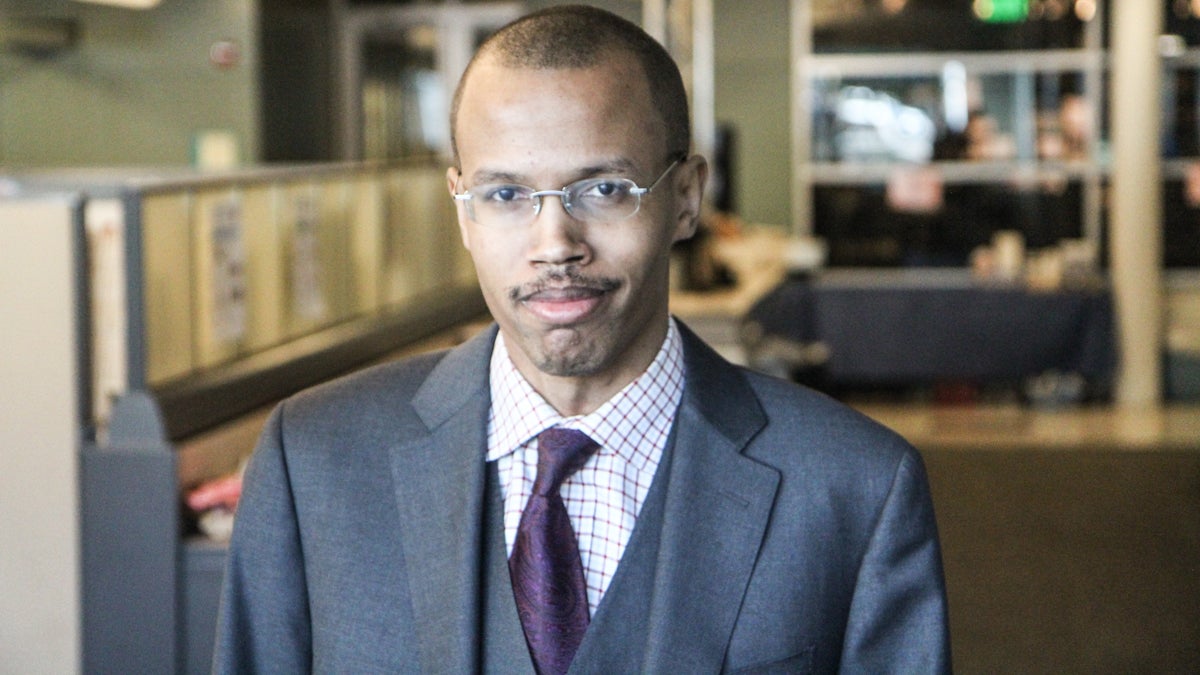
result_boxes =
[921,448,1200,674]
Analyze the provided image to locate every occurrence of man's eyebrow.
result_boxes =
[468,168,527,185]
[578,158,639,176]
[467,159,641,187]
[570,159,650,183]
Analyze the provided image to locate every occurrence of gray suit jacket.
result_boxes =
[214,322,950,673]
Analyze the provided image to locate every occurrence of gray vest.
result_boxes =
[479,435,676,673]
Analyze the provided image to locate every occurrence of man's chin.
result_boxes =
[532,333,606,378]
[534,348,603,378]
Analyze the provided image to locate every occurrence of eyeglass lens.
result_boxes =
[457,157,680,228]
[463,178,639,227]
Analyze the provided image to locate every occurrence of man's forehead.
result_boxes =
[452,49,666,170]
[458,57,653,126]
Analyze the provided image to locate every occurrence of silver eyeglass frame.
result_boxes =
[452,155,685,227]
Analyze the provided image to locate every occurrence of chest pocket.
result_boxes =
[726,646,815,675]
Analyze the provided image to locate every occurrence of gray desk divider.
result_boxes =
[81,391,178,674]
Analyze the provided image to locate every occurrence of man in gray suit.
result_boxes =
[215,5,950,673]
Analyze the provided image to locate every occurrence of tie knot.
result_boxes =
[534,428,599,496]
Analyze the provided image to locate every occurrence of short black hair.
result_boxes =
[449,4,690,165]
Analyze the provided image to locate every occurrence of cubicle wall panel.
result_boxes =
[278,181,326,336]
[86,198,130,429]
[239,184,287,353]
[81,444,179,675]
[383,166,460,304]
[316,179,358,325]
[350,175,386,315]
[142,192,196,385]
[382,167,423,304]
[3,162,487,673]
[192,188,250,370]
[0,196,84,674]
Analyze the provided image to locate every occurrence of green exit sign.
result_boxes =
[975,0,1029,23]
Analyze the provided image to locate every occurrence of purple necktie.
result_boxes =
[509,428,600,675]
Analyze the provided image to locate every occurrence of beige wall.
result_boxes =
[713,0,790,227]
[0,0,259,167]
[0,0,796,224]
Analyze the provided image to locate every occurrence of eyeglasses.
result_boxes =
[453,156,683,228]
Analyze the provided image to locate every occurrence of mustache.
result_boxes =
[508,268,621,303]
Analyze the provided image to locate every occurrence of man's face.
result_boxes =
[449,52,703,389]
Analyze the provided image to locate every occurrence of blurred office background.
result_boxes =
[1,1,1197,673]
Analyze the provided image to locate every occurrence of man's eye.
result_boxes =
[483,186,526,203]
[581,180,629,200]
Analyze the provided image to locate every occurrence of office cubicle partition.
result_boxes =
[75,162,480,441]
[10,161,485,673]
[0,195,87,674]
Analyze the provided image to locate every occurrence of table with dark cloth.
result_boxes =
[742,269,1116,388]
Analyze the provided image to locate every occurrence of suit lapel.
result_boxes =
[386,327,521,673]
[641,325,780,672]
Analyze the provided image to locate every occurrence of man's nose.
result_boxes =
[529,193,590,266]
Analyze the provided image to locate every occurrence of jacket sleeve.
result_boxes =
[212,404,313,674]
[839,449,952,673]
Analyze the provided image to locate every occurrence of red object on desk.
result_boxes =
[186,474,242,513]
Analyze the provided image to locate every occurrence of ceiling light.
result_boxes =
[71,0,161,9]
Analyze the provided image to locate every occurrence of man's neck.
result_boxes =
[503,321,671,417]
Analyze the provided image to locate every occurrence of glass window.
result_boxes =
[812,0,1093,53]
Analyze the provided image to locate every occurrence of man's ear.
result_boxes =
[447,166,472,250]
[672,154,708,244]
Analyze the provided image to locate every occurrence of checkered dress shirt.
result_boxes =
[487,318,685,614]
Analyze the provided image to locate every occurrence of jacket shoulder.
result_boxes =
[296,349,443,405]
[741,367,918,467]
[275,349,455,444]
[677,319,913,466]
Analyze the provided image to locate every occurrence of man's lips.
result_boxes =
[509,271,621,325]
[520,286,609,324]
